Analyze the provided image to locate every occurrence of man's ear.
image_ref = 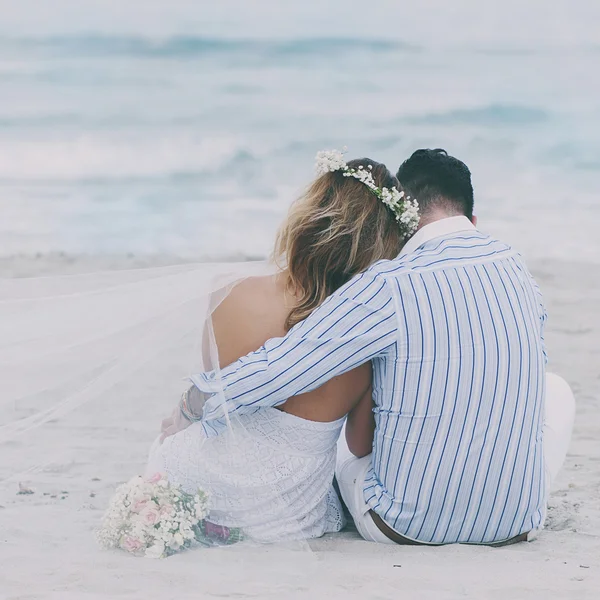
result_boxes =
[471,215,478,227]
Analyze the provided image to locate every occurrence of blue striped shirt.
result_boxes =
[192,217,547,544]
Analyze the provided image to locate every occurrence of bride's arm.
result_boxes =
[345,387,375,458]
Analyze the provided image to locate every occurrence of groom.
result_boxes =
[183,149,575,545]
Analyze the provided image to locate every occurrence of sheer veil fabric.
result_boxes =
[0,262,332,550]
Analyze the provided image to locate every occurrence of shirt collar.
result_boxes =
[399,216,476,257]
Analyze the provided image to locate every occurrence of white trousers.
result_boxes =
[335,372,576,544]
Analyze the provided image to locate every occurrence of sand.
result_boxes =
[0,255,598,600]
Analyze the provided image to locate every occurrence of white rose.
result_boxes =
[145,541,165,559]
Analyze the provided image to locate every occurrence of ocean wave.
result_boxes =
[0,35,417,59]
[406,104,549,127]
[0,134,261,182]
[0,113,91,129]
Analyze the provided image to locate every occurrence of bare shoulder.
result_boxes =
[214,275,283,321]
[211,274,290,364]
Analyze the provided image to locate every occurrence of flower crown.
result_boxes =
[315,148,420,239]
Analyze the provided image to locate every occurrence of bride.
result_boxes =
[147,155,408,543]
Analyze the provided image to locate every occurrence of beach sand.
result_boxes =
[0,255,598,600]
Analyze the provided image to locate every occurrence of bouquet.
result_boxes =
[97,473,210,558]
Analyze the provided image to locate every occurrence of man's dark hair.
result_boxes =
[396,149,474,219]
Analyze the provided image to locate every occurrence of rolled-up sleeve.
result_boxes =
[191,270,396,435]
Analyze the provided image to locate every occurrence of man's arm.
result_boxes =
[190,270,397,435]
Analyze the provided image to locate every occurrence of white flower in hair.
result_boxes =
[314,148,420,239]
[315,149,347,175]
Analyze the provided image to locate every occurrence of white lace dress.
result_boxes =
[147,408,346,542]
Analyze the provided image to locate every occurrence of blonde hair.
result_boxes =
[274,158,404,330]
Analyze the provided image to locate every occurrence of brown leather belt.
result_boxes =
[369,510,529,547]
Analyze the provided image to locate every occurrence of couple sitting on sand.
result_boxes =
[148,148,576,546]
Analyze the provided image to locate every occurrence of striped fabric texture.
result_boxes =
[193,218,547,544]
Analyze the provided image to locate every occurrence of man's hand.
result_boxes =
[159,405,191,441]
[159,385,208,442]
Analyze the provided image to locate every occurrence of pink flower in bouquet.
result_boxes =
[122,536,144,553]
[147,473,163,484]
[132,499,148,513]
[139,503,160,526]
[159,504,174,518]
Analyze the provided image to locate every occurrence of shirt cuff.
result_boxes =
[189,370,222,393]
[188,371,232,434]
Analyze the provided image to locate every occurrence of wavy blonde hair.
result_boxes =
[274,158,405,330]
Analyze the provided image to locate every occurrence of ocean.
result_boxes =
[1,0,599,262]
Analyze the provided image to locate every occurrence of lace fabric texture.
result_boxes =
[147,408,346,542]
